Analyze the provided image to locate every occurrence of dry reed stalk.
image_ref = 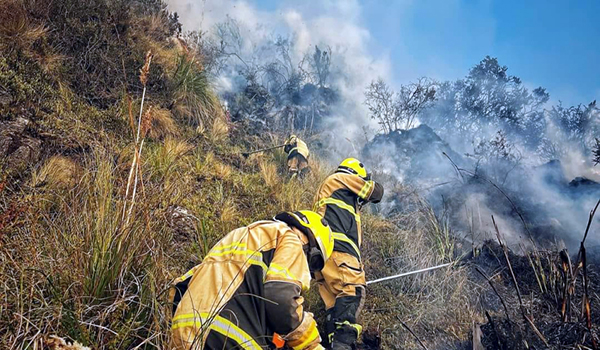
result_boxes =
[127,96,135,138]
[573,199,600,349]
[123,51,153,222]
[396,316,429,350]
[559,249,572,322]
[492,215,549,347]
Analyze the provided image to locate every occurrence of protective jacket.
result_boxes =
[313,172,383,349]
[313,173,383,260]
[284,135,310,161]
[170,220,322,350]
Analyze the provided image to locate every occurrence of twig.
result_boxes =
[575,199,600,349]
[396,316,429,350]
[582,199,600,244]
[442,153,536,248]
[474,267,511,322]
[442,152,464,183]
[484,310,503,350]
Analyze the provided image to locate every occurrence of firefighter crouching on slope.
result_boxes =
[170,210,334,350]
[313,158,384,350]
[284,135,310,178]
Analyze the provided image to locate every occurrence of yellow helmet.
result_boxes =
[274,210,334,270]
[337,158,369,180]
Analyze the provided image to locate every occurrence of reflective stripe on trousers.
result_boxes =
[172,312,263,350]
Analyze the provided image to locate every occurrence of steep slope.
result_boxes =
[2,1,599,350]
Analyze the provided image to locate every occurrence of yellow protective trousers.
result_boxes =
[314,251,365,347]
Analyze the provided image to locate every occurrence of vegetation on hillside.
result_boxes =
[1,1,599,350]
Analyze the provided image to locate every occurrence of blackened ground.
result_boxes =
[468,241,600,349]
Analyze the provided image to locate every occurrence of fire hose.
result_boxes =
[241,144,286,158]
[366,262,454,285]
[271,262,455,348]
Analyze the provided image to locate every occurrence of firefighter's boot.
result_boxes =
[330,323,359,350]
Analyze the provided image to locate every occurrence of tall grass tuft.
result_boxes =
[171,54,224,127]
[0,0,46,52]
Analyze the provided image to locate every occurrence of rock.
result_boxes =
[166,205,197,240]
[7,137,41,171]
[44,335,91,350]
[0,117,41,174]
[362,124,470,185]
[569,176,600,188]
[0,117,29,155]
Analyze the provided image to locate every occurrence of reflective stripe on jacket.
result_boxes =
[313,173,380,260]
[170,221,321,350]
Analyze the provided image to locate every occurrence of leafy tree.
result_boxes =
[421,56,548,152]
[547,100,598,151]
[470,130,522,185]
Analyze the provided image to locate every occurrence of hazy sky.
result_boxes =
[168,0,599,107]
[251,0,600,106]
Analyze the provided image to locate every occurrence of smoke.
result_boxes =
[166,0,390,152]
[166,0,600,251]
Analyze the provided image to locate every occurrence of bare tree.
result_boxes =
[364,77,437,133]
[364,79,396,134]
[396,77,437,129]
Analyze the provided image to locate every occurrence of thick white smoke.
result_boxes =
[166,0,391,154]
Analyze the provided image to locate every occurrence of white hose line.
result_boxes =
[366,262,454,285]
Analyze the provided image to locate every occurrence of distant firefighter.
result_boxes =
[284,134,310,178]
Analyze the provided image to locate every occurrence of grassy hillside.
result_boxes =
[4,1,598,350]
[0,1,474,349]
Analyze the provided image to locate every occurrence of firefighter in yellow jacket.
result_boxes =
[313,158,384,350]
[170,210,334,350]
[284,135,310,177]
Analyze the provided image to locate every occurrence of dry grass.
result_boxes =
[0,0,46,51]
[30,155,80,191]
[213,160,232,180]
[209,115,229,144]
[357,193,481,349]
[1,127,482,350]
[259,157,279,187]
[220,198,238,223]
[1,149,173,349]
[148,108,179,140]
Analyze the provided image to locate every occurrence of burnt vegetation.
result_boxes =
[1,0,600,350]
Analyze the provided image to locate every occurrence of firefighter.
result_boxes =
[170,210,334,350]
[313,158,384,350]
[284,135,310,178]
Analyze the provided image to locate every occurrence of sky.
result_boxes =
[247,0,600,106]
